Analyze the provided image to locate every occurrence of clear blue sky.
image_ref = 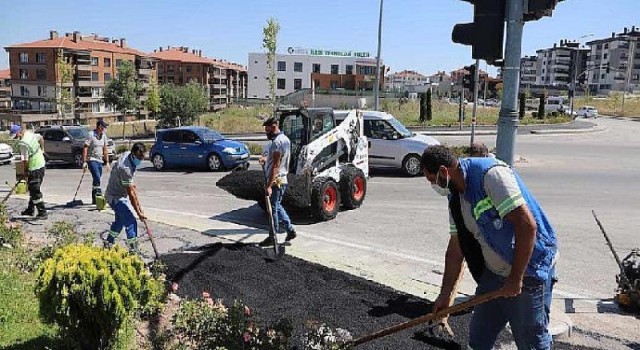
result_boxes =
[1,0,638,77]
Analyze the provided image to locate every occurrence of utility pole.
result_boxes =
[471,58,480,145]
[570,49,577,117]
[374,0,384,111]
[622,37,636,116]
[495,0,524,166]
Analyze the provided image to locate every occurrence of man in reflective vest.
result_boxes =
[10,125,47,219]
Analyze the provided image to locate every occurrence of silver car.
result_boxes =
[335,110,440,176]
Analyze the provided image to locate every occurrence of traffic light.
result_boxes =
[524,0,562,21]
[463,64,477,90]
[452,0,505,64]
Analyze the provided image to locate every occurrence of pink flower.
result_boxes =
[244,305,251,316]
[171,282,179,292]
[202,291,211,299]
[243,331,252,342]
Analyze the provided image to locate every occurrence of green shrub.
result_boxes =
[35,244,164,350]
[246,143,264,156]
[116,144,128,154]
[0,205,23,247]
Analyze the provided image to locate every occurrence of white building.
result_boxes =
[247,47,382,99]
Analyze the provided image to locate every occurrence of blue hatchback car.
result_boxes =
[150,127,250,171]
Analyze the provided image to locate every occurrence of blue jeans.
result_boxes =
[88,160,103,201]
[270,184,293,234]
[106,198,138,252]
[469,266,555,350]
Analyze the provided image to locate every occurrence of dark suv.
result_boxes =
[35,125,116,167]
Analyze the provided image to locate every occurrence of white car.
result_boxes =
[0,142,13,165]
[576,106,598,119]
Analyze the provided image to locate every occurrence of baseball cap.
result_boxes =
[9,125,21,138]
[261,116,278,127]
[96,120,109,128]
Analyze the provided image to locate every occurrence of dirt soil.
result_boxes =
[162,243,597,350]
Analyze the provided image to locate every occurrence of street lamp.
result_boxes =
[569,34,594,116]
[374,0,383,111]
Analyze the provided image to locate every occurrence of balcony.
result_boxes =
[76,64,92,71]
[77,96,98,103]
[76,81,104,87]
[138,68,153,76]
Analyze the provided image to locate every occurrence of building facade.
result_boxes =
[385,70,429,91]
[247,47,384,99]
[520,56,537,87]
[535,40,589,90]
[586,26,640,94]
[0,69,10,111]
[151,46,246,111]
[4,30,156,127]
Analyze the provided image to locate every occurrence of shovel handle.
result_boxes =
[351,290,503,346]
[1,181,21,206]
[142,219,160,259]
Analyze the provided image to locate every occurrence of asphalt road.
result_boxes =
[2,116,639,348]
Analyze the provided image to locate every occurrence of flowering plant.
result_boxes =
[303,321,354,350]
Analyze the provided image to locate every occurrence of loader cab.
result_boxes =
[277,107,336,173]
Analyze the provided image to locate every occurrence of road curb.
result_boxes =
[529,126,606,134]
[549,306,574,337]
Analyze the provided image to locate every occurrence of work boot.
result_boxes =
[21,207,35,217]
[258,236,275,247]
[285,229,297,242]
[35,210,48,220]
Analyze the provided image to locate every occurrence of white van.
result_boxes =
[545,96,568,113]
[335,110,440,176]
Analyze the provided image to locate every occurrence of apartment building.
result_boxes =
[385,70,429,91]
[151,46,247,111]
[450,67,489,84]
[535,40,589,90]
[586,26,640,94]
[247,47,384,99]
[4,30,156,127]
[0,69,10,111]
[520,56,537,87]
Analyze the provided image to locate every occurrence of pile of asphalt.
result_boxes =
[163,244,592,350]
[216,170,311,208]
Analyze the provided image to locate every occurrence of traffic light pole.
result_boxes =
[471,58,480,145]
[495,0,524,166]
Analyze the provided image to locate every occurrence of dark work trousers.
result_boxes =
[88,160,103,204]
[26,167,46,214]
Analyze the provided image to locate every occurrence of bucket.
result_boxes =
[15,181,27,195]
[95,195,106,211]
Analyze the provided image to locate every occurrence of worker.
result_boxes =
[103,142,147,253]
[422,145,558,350]
[258,116,296,246]
[10,125,47,219]
[83,120,111,205]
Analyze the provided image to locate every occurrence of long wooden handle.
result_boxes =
[1,181,21,205]
[143,219,160,259]
[351,290,502,346]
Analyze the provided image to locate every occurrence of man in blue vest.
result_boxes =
[422,145,558,350]
[10,125,48,219]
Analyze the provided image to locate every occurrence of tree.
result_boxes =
[426,89,433,121]
[103,60,142,140]
[538,92,546,119]
[262,18,280,112]
[518,92,526,119]
[157,82,209,127]
[145,78,160,119]
[55,53,74,123]
[495,82,503,99]
[419,93,426,123]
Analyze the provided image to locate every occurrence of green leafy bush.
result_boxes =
[172,293,292,349]
[35,244,164,349]
[246,143,264,156]
[0,205,22,247]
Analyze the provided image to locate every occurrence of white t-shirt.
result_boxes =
[265,132,291,185]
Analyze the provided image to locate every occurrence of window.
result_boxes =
[601,74,605,79]
[162,131,180,143]
[91,57,99,66]
[596,44,602,50]
[254,60,258,64]
[277,78,286,90]
[19,53,29,63]
[20,86,30,96]
[20,69,28,80]
[36,69,46,80]
[312,63,321,73]
[92,102,100,113]
[633,74,639,81]
[277,61,286,71]
[92,72,99,81]
[37,86,46,97]
[331,65,339,74]
[116,59,123,67]
[603,53,608,60]
[44,130,65,141]
[36,53,46,64]
[346,65,353,75]
[604,43,609,50]
[294,78,302,90]
[180,131,199,144]
[104,73,112,81]
[313,79,321,89]
[186,65,192,73]
[330,80,338,90]
[254,76,258,79]
[363,120,394,139]
[294,62,303,72]
[167,64,174,72]
[104,58,111,67]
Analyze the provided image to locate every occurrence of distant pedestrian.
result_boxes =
[103,142,147,253]
[422,145,558,350]
[83,120,111,205]
[10,125,47,219]
[258,116,296,246]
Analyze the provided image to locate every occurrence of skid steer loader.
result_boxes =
[217,107,369,221]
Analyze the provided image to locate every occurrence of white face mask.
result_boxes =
[431,169,451,196]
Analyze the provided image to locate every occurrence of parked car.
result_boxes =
[335,110,440,176]
[0,142,13,165]
[576,106,598,119]
[150,126,250,171]
[35,125,117,168]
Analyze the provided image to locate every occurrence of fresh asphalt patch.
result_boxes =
[163,244,598,350]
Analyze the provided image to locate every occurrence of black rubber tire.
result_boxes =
[207,153,223,171]
[73,152,83,168]
[152,153,165,171]
[402,154,422,177]
[311,178,341,221]
[340,166,366,210]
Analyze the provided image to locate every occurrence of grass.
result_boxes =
[574,95,640,118]
[198,105,272,134]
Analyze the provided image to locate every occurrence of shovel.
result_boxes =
[66,168,86,207]
[1,181,22,206]
[142,219,160,260]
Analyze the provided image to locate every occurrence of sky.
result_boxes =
[1,0,638,77]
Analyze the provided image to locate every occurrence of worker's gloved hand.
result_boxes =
[82,162,88,170]
[499,275,523,298]
[138,212,147,221]
[431,293,452,315]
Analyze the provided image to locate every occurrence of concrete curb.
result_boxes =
[549,303,574,337]
[529,126,606,134]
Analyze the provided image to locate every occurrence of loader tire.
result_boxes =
[311,178,340,221]
[340,166,366,210]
